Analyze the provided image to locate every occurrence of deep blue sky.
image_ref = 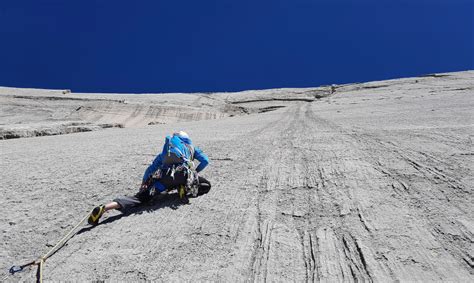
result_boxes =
[0,0,472,93]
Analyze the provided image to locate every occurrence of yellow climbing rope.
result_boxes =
[4,209,92,282]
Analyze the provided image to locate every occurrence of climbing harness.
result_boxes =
[3,209,92,282]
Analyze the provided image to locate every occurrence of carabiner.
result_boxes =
[9,265,24,274]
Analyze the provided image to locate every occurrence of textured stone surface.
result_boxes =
[1,71,473,281]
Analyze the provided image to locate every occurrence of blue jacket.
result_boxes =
[142,138,209,182]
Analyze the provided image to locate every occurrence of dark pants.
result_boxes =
[114,176,211,211]
[154,167,189,192]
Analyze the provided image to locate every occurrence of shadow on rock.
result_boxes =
[77,193,188,235]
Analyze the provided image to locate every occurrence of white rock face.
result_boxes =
[0,71,473,281]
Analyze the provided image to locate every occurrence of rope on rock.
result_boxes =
[5,209,92,282]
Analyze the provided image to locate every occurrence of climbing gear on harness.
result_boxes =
[189,183,199,197]
[151,168,162,179]
[5,209,91,282]
[187,168,199,197]
[87,205,105,226]
[149,186,156,196]
[170,166,175,179]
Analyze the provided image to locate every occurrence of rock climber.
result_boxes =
[87,131,210,225]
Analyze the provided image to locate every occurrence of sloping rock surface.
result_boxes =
[0,71,473,281]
